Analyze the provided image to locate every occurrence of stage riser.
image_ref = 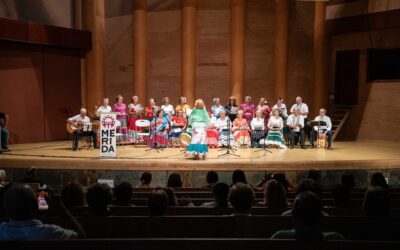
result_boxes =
[2,167,400,190]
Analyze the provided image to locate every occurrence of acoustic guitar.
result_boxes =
[66,122,84,134]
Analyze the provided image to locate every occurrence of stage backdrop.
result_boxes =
[0,41,81,144]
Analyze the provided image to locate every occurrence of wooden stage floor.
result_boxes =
[0,140,399,171]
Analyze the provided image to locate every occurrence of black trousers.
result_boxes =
[73,130,97,150]
[310,130,333,147]
[289,129,305,148]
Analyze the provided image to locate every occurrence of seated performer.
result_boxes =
[127,96,144,142]
[232,110,251,148]
[265,109,287,149]
[67,108,97,151]
[310,108,333,149]
[250,110,265,148]
[96,97,112,115]
[175,96,191,117]
[186,99,210,160]
[206,116,219,148]
[215,110,233,147]
[287,107,305,149]
[169,110,187,147]
[0,111,9,153]
[148,110,169,148]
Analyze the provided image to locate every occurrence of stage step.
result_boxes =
[331,106,351,141]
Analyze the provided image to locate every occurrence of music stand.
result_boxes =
[307,120,327,147]
[254,129,273,156]
[218,119,240,158]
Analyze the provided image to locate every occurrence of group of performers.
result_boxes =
[67,95,333,159]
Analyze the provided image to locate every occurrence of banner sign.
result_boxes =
[100,113,117,157]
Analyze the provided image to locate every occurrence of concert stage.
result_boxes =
[1,140,399,172]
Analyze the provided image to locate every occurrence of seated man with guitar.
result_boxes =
[66,108,97,151]
[0,112,9,153]
[310,108,333,149]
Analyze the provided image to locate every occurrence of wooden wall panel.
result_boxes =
[0,42,45,143]
[43,47,82,141]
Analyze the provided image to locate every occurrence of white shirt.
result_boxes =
[127,103,143,114]
[313,115,332,132]
[286,114,304,132]
[271,103,288,118]
[161,104,175,116]
[68,114,91,125]
[215,117,231,131]
[290,103,309,119]
[96,105,112,114]
[268,116,284,130]
[250,118,264,130]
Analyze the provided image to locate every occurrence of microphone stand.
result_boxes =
[145,109,163,153]
[218,119,240,158]
[254,123,272,156]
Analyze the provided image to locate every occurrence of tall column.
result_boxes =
[181,0,197,105]
[73,0,87,107]
[313,1,327,114]
[82,0,105,112]
[133,0,148,102]
[274,0,288,101]
[230,0,245,104]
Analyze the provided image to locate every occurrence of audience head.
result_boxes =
[0,170,6,183]
[213,183,230,207]
[296,178,322,198]
[3,184,37,221]
[341,172,355,190]
[206,171,219,187]
[114,182,133,205]
[264,180,288,209]
[61,182,84,207]
[229,183,255,214]
[26,167,38,179]
[232,169,247,185]
[307,169,321,183]
[163,187,178,206]
[332,185,351,208]
[86,184,112,216]
[167,172,183,188]
[148,188,168,216]
[292,191,322,227]
[371,172,389,189]
[140,172,152,186]
[363,186,391,217]
[272,173,290,191]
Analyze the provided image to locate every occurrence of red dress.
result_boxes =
[206,120,219,147]
[127,103,143,132]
